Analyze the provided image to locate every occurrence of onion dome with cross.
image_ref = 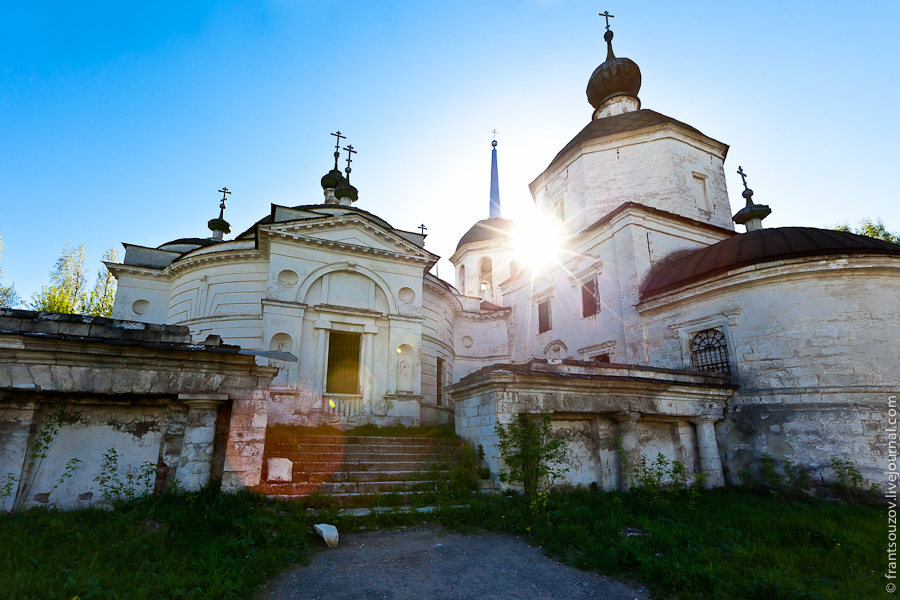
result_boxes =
[321,131,359,206]
[586,11,642,120]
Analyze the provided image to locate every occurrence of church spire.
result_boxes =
[489,132,501,218]
[586,12,642,120]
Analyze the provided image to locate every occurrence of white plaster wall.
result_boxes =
[639,259,900,486]
[453,240,517,306]
[531,128,734,236]
[111,273,171,324]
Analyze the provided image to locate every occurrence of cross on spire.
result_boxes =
[737,166,749,190]
[343,144,357,180]
[218,186,231,209]
[599,10,614,31]
[331,131,345,170]
[418,224,427,235]
[491,129,498,140]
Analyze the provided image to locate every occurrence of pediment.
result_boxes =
[262,216,438,263]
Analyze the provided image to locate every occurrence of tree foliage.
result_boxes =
[495,413,568,496]
[833,218,900,245]
[0,234,21,308]
[30,242,118,316]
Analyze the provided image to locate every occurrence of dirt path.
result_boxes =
[257,522,652,600]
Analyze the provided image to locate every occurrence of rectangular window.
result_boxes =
[326,331,361,394]
[538,300,551,333]
[436,357,445,406]
[693,173,710,211]
[582,279,599,318]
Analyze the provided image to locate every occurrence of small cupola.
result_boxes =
[321,131,359,206]
[731,166,772,232]
[586,12,642,120]
[207,187,232,241]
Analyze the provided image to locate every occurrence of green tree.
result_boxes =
[0,234,21,308]
[31,242,90,314]
[833,218,900,245]
[84,248,119,317]
[495,413,568,496]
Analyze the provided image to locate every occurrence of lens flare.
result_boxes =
[513,210,564,271]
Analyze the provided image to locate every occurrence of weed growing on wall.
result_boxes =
[495,413,568,496]
[613,437,708,503]
[4,404,79,510]
[94,448,156,502]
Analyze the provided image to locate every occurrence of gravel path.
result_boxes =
[257,522,652,600]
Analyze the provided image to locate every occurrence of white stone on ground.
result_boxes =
[314,523,339,548]
[267,458,293,482]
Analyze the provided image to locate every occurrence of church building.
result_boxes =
[106,20,898,492]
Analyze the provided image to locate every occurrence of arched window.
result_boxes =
[480,257,492,293]
[690,329,730,374]
[458,265,466,295]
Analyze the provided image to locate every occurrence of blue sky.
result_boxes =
[2,1,898,301]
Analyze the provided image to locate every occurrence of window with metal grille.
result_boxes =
[690,329,730,374]
[326,331,361,394]
[538,300,551,333]
[582,279,599,317]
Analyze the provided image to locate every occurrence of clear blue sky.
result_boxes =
[2,1,898,302]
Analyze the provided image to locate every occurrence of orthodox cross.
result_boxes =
[599,10,614,31]
[343,144,357,179]
[331,131,345,170]
[491,129,498,140]
[737,166,749,190]
[418,224,427,235]
[218,186,231,209]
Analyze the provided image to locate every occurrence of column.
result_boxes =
[613,412,640,491]
[691,417,725,488]
[675,420,697,482]
[177,394,227,491]
[313,323,328,401]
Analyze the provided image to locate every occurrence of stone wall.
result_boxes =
[0,310,275,509]
[637,256,900,487]
[451,360,732,491]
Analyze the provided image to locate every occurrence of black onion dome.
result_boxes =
[587,30,641,110]
[642,227,900,298]
[321,169,346,190]
[456,217,516,251]
[334,181,358,202]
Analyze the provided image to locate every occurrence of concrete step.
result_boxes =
[272,451,463,465]
[265,435,460,447]
[287,459,459,473]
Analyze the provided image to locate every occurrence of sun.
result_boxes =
[513,210,565,271]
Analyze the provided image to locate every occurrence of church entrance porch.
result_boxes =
[450,359,734,491]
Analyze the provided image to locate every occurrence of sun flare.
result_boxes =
[513,211,565,271]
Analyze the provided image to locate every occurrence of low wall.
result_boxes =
[0,310,276,509]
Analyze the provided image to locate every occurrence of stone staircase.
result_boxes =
[257,429,493,504]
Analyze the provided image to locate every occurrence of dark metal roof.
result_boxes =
[456,217,516,251]
[157,238,217,249]
[641,227,900,298]
[548,110,712,168]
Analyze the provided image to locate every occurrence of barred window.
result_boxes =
[326,331,361,394]
[690,329,730,374]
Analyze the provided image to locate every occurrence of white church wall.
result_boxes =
[530,128,733,236]
[453,315,510,380]
[110,272,170,324]
[502,207,729,365]
[638,256,900,487]
[420,284,456,423]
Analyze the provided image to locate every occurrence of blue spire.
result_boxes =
[489,138,501,218]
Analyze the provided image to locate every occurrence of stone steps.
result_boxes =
[259,431,493,505]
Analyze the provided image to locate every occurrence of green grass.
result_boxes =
[0,486,884,600]
[0,487,314,600]
[436,487,883,600]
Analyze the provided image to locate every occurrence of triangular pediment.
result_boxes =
[262,215,439,263]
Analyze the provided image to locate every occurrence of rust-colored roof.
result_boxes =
[641,227,900,298]
[548,110,712,168]
[456,217,516,251]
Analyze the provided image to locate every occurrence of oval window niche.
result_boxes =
[398,287,416,304]
[132,299,151,315]
[277,270,299,287]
